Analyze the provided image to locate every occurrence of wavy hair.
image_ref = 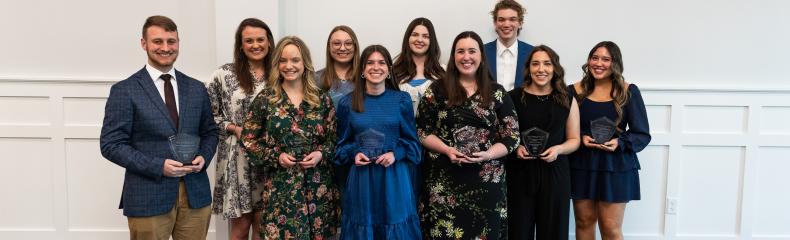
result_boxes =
[233,18,274,94]
[393,17,445,83]
[577,41,630,128]
[519,45,570,108]
[267,36,321,108]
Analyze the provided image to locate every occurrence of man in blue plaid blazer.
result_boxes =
[100,15,218,240]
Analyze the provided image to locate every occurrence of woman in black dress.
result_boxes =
[507,45,580,240]
[418,31,519,239]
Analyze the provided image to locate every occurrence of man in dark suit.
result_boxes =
[484,0,534,91]
[100,15,218,240]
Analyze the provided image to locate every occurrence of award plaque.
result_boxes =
[168,134,200,166]
[283,137,311,162]
[453,126,482,156]
[521,127,550,157]
[356,129,386,159]
[590,117,616,144]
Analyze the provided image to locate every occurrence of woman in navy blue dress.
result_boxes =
[334,45,422,239]
[568,41,651,240]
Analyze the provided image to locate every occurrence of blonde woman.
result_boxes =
[242,36,340,240]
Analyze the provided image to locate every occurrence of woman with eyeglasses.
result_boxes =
[316,25,361,107]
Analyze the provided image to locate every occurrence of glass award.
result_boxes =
[521,127,550,157]
[168,134,200,166]
[590,117,616,144]
[453,126,482,156]
[283,136,311,162]
[355,129,386,159]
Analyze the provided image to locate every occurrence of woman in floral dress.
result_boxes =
[242,36,340,240]
[417,31,520,239]
[207,18,273,240]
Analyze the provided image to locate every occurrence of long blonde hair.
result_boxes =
[267,36,321,107]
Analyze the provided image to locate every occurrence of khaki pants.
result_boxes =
[127,180,211,240]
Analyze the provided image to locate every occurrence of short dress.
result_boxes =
[568,84,651,202]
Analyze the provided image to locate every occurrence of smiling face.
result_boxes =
[453,37,481,78]
[363,51,389,86]
[329,30,355,64]
[529,51,554,87]
[240,26,269,62]
[494,8,522,43]
[141,26,179,71]
[409,25,430,56]
[278,44,304,82]
[588,47,613,80]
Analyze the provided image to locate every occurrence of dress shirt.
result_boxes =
[146,63,180,112]
[496,39,518,91]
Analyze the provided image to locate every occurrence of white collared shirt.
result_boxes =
[146,64,180,112]
[496,39,518,91]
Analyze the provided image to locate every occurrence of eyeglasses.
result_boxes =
[331,41,355,50]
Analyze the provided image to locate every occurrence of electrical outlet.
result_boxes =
[666,198,678,215]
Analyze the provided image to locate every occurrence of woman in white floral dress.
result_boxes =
[207,18,273,240]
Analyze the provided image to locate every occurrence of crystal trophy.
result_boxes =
[452,126,482,156]
[168,133,200,166]
[521,127,550,157]
[283,136,311,162]
[355,129,386,159]
[590,117,616,144]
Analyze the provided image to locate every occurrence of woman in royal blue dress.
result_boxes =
[335,45,422,239]
[568,41,651,240]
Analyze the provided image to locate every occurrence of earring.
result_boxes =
[361,73,366,79]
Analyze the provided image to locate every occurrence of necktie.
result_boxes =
[161,74,179,128]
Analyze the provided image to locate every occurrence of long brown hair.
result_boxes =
[351,45,399,112]
[577,41,630,127]
[320,26,361,90]
[393,17,445,82]
[233,18,274,95]
[433,31,493,108]
[267,36,321,108]
[520,45,570,108]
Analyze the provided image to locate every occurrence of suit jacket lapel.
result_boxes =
[485,42,498,82]
[515,41,528,88]
[136,67,177,130]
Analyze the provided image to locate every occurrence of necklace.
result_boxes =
[536,94,550,102]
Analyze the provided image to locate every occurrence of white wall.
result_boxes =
[1,0,789,240]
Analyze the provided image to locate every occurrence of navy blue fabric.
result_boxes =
[484,40,534,89]
[567,84,650,202]
[570,169,641,202]
[100,67,218,217]
[334,90,422,239]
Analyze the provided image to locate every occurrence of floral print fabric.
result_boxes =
[206,63,266,219]
[417,84,519,239]
[242,88,341,240]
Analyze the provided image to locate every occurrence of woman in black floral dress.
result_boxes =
[417,31,520,239]
[241,36,340,240]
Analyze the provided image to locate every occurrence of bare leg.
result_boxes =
[597,201,626,240]
[229,212,253,240]
[573,200,597,240]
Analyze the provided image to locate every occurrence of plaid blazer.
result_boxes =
[100,67,218,217]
